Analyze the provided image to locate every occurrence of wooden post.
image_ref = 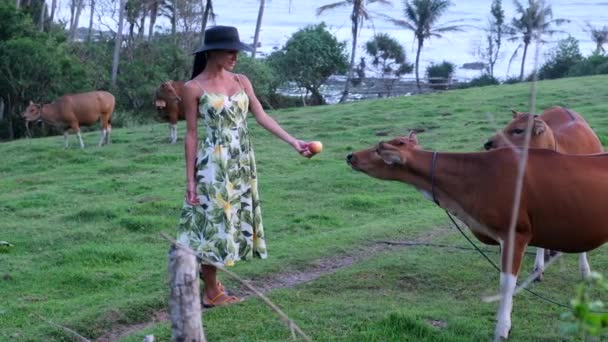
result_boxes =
[168,244,206,342]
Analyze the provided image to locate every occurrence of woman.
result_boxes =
[177,26,313,307]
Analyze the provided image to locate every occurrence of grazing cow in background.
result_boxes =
[154,80,185,144]
[484,106,603,280]
[22,91,115,148]
[347,132,608,339]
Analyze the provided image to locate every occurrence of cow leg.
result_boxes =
[170,124,177,144]
[495,235,528,341]
[64,131,70,149]
[106,125,112,144]
[98,128,107,147]
[579,253,591,279]
[77,130,85,148]
[533,248,545,282]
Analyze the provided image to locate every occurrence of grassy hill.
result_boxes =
[2,75,608,341]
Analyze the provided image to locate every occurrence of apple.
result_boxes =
[308,141,323,154]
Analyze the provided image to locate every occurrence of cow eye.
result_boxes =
[397,141,405,146]
[511,128,525,135]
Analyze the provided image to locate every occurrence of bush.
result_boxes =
[116,39,190,113]
[503,76,522,84]
[234,55,281,109]
[458,74,500,89]
[426,61,455,90]
[568,53,608,77]
[538,36,583,80]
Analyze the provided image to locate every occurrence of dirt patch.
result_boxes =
[427,319,448,329]
[96,227,452,341]
[96,311,168,342]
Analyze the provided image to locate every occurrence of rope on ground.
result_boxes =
[375,240,536,256]
[160,233,312,342]
[32,312,91,342]
[482,252,563,304]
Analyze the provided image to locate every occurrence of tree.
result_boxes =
[199,0,215,44]
[538,36,582,80]
[111,0,125,87]
[251,0,265,58]
[0,3,91,139]
[87,0,95,42]
[384,0,462,90]
[317,0,391,103]
[364,33,412,96]
[486,0,504,77]
[269,23,348,105]
[49,0,56,22]
[585,23,608,55]
[148,0,162,40]
[69,0,85,40]
[507,0,568,80]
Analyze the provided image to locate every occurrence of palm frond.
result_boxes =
[316,1,351,16]
[381,13,416,31]
[370,0,392,5]
[433,24,465,33]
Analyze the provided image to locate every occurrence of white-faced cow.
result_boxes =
[485,106,603,280]
[347,132,608,340]
[154,80,185,144]
[22,91,115,148]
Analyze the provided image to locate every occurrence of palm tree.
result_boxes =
[384,0,461,90]
[200,0,216,44]
[148,0,162,40]
[252,0,265,58]
[585,23,608,55]
[111,0,126,87]
[87,0,95,41]
[317,0,392,103]
[507,0,568,80]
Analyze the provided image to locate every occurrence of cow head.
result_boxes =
[484,110,553,150]
[22,101,42,122]
[154,80,181,109]
[347,131,421,180]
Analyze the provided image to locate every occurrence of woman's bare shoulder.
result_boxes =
[183,79,205,97]
[234,73,252,89]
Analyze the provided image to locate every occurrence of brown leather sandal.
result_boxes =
[202,292,240,308]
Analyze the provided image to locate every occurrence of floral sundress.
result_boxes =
[177,83,267,267]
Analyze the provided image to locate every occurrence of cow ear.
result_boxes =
[29,100,33,105]
[407,131,419,144]
[379,149,405,165]
[533,118,546,135]
[511,109,521,118]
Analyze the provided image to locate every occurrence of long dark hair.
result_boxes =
[191,52,208,79]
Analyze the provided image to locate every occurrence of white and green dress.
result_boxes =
[177,86,267,267]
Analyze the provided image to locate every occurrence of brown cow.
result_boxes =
[347,132,608,339]
[484,106,604,280]
[154,80,185,144]
[22,91,114,148]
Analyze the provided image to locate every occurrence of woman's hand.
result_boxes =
[186,186,200,205]
[291,139,313,158]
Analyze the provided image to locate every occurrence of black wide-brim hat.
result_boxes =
[194,25,253,54]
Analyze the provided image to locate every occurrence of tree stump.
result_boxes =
[168,244,206,342]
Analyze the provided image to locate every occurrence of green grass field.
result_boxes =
[2,75,608,341]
